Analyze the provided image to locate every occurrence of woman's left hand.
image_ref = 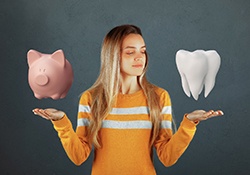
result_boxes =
[186,110,224,123]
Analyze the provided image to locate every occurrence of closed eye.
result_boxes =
[126,51,135,55]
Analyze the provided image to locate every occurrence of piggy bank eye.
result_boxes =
[43,69,46,72]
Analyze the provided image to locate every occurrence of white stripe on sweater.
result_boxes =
[78,105,171,115]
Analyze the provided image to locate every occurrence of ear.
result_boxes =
[27,49,42,66]
[51,49,65,67]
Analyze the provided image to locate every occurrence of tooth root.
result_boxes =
[176,50,190,97]
[190,77,205,100]
[176,49,221,100]
[188,75,206,101]
[179,72,191,97]
[204,50,221,97]
[198,81,204,95]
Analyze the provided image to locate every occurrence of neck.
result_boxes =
[119,75,141,94]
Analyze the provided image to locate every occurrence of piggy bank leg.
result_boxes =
[60,93,67,99]
[59,88,70,99]
[34,93,43,99]
[51,94,61,100]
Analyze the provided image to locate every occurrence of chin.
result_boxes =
[121,69,144,77]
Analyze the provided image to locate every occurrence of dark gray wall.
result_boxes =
[1,0,250,174]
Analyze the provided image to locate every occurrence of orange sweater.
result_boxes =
[52,87,197,175]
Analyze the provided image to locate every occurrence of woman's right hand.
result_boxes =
[33,108,65,121]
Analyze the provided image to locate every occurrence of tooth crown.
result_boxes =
[176,49,221,100]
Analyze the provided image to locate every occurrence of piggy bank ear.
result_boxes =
[27,49,42,66]
[51,49,65,67]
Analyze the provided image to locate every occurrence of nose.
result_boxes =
[35,74,49,86]
[134,52,144,61]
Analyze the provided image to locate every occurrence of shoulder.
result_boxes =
[152,85,172,105]
[153,85,170,97]
[79,89,94,105]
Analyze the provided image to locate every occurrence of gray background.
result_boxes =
[1,0,250,174]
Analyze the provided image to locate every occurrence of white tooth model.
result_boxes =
[176,49,221,100]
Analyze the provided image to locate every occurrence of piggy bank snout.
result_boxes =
[35,74,49,86]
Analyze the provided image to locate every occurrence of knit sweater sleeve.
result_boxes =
[51,91,92,166]
[154,90,198,167]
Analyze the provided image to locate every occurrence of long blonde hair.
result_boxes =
[88,25,163,148]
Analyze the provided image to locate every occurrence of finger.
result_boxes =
[33,108,45,117]
[210,110,224,117]
[203,110,214,119]
[39,109,52,119]
[39,114,51,120]
[32,108,40,115]
[44,109,58,117]
[44,109,52,116]
[33,109,51,120]
[44,110,57,120]
[216,110,224,116]
[204,110,224,120]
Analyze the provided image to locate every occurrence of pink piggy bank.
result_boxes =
[27,49,73,100]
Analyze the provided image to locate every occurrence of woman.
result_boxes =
[33,24,223,175]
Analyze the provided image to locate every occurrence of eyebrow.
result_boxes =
[123,46,146,49]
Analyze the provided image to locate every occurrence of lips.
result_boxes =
[176,49,221,100]
[132,64,143,68]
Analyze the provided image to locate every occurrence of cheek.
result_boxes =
[120,59,128,72]
[120,56,132,67]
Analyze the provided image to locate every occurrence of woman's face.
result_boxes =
[120,34,146,77]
